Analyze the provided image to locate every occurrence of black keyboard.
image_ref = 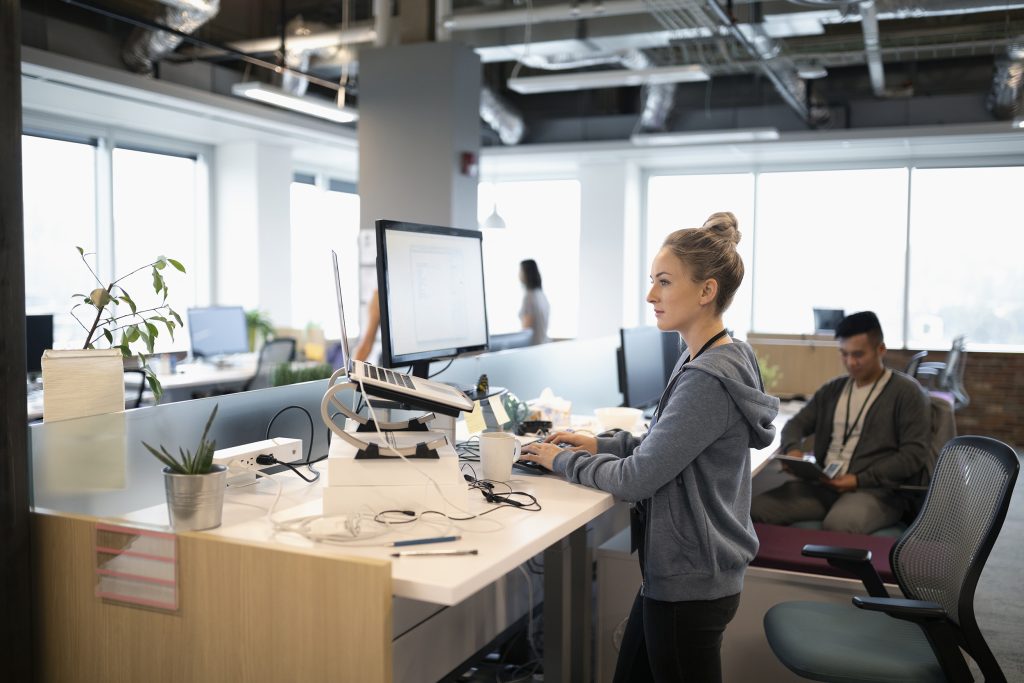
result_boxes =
[364,364,415,390]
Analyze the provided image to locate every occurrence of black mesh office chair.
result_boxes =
[244,338,297,391]
[917,335,969,410]
[124,368,151,409]
[905,350,928,378]
[764,436,1019,682]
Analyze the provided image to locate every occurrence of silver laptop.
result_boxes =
[332,250,474,417]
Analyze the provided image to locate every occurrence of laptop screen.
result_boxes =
[332,250,352,371]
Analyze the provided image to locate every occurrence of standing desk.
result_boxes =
[34,436,614,683]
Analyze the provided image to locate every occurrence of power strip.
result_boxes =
[213,437,303,486]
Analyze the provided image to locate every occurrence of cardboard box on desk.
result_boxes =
[325,431,468,515]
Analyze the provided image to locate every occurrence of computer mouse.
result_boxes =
[514,460,551,475]
[597,428,624,438]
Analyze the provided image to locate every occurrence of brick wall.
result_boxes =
[886,348,1024,450]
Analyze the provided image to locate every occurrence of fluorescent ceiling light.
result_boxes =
[231,82,358,124]
[630,127,781,147]
[508,64,709,95]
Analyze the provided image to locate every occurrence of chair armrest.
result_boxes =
[896,484,929,493]
[852,597,973,681]
[914,366,941,378]
[802,544,889,598]
[852,596,945,621]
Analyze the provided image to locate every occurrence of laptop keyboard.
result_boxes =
[363,363,415,389]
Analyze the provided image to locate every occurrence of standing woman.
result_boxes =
[519,258,550,345]
[522,212,779,682]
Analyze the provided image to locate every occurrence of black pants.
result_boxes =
[612,590,741,683]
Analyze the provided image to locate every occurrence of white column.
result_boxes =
[213,141,292,325]
[577,161,642,338]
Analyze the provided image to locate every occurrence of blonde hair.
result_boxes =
[662,211,744,314]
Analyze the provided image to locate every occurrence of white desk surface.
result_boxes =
[148,358,258,391]
[123,448,614,606]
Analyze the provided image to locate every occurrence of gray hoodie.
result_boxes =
[553,341,779,602]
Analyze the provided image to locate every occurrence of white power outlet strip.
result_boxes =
[213,437,303,486]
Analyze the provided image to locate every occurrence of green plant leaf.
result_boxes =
[142,441,185,474]
[166,258,186,273]
[117,343,131,358]
[155,258,167,270]
[146,372,162,401]
[76,246,84,256]
[124,326,140,343]
[120,291,137,315]
[164,320,176,341]
[102,329,113,346]
[152,268,162,294]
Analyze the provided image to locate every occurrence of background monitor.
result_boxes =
[618,326,684,410]
[187,306,248,358]
[813,308,845,333]
[376,219,489,377]
[26,314,54,374]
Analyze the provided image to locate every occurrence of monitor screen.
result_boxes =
[187,306,249,358]
[26,314,54,374]
[376,219,489,376]
[619,326,679,410]
[813,308,845,333]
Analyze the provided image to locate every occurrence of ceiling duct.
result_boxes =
[620,49,677,131]
[706,1,829,127]
[871,0,1024,18]
[988,38,1024,120]
[280,17,342,97]
[481,86,526,145]
[122,0,220,76]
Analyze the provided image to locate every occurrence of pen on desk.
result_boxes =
[392,535,461,548]
[391,549,479,558]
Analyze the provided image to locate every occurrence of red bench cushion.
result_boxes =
[752,523,897,584]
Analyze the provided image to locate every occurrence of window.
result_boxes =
[753,168,909,346]
[22,134,98,349]
[290,178,361,339]
[907,166,1024,349]
[478,179,581,338]
[112,147,203,353]
[644,173,755,337]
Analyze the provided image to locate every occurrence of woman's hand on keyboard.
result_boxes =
[543,431,596,454]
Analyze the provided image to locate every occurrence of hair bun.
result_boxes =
[702,211,741,246]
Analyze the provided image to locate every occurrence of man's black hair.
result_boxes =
[835,310,884,346]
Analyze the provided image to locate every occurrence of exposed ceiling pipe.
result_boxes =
[872,0,1024,18]
[858,1,913,97]
[620,49,677,131]
[988,38,1024,120]
[480,86,526,145]
[281,18,341,97]
[122,0,220,76]
[443,0,652,31]
[705,1,828,127]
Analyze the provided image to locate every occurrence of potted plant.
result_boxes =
[246,309,274,352]
[42,247,186,420]
[142,404,226,531]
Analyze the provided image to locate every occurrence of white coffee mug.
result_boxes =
[479,432,521,482]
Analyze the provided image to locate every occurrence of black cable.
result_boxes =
[427,357,454,379]
[265,404,315,461]
[255,453,327,483]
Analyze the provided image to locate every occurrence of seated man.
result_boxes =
[751,311,931,534]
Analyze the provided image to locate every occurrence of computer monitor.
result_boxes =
[26,314,53,374]
[619,326,682,410]
[813,308,845,333]
[187,306,249,359]
[375,219,489,378]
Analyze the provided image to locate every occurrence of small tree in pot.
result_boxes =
[71,246,186,400]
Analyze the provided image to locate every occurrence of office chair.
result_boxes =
[244,337,297,391]
[764,435,1019,682]
[905,350,928,378]
[917,335,970,410]
[124,368,150,409]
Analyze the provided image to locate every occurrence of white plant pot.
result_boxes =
[41,349,125,422]
[163,465,227,531]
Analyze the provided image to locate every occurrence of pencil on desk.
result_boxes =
[392,535,461,547]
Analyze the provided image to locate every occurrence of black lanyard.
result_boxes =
[842,373,883,447]
[653,328,729,420]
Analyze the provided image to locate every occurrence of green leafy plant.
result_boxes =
[142,404,219,475]
[246,309,275,351]
[71,247,185,400]
[272,362,333,387]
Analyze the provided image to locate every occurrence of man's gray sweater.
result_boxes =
[552,341,779,602]
[780,370,932,490]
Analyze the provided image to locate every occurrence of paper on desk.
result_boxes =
[488,394,510,425]
[465,401,486,434]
